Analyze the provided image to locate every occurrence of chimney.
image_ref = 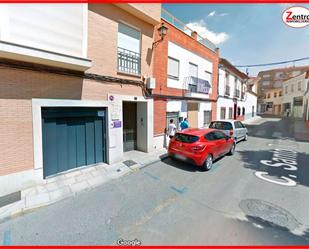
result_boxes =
[191,31,198,40]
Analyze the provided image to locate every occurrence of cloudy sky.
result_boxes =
[163,4,309,76]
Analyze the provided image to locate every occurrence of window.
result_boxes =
[205,70,212,85]
[205,131,226,141]
[237,107,241,116]
[225,72,230,86]
[298,81,301,91]
[220,107,226,120]
[275,72,284,79]
[262,74,270,78]
[228,107,233,119]
[203,111,212,126]
[189,63,198,78]
[235,121,245,129]
[291,84,294,92]
[242,107,245,116]
[262,81,270,86]
[188,63,198,92]
[285,86,288,94]
[166,112,179,131]
[174,133,199,143]
[274,92,277,98]
[279,91,282,97]
[213,131,227,140]
[267,93,271,98]
[209,121,233,130]
[117,23,141,75]
[168,57,179,79]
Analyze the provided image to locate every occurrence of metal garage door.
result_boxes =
[42,107,107,178]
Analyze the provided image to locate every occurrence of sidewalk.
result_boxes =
[0,148,168,222]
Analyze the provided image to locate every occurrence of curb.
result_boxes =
[0,152,168,223]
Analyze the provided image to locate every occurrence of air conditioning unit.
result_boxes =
[146,77,156,89]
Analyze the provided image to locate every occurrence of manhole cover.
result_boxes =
[239,199,300,231]
[123,160,137,167]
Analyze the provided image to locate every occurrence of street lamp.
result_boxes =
[152,23,168,49]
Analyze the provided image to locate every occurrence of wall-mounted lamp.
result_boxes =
[152,23,168,49]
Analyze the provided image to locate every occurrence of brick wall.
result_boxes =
[0,67,144,176]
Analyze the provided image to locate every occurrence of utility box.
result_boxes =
[146,77,156,89]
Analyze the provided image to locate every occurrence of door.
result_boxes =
[42,107,107,178]
[188,102,199,128]
[205,131,226,157]
[235,121,246,139]
[123,102,137,152]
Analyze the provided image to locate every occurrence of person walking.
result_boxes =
[180,118,189,130]
[167,119,177,139]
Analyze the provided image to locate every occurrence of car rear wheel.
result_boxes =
[203,154,213,171]
[244,134,248,141]
[228,143,236,155]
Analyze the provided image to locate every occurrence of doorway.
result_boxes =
[123,102,137,152]
[187,102,198,128]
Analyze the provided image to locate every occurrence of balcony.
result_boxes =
[184,76,211,99]
[117,47,141,76]
[161,9,217,53]
[225,85,230,96]
[234,89,240,98]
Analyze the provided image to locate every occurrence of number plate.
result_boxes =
[174,154,186,161]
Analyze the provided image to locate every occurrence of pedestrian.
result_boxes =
[180,117,189,130]
[167,119,177,139]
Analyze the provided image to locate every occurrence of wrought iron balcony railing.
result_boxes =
[117,47,141,75]
[234,89,240,98]
[184,76,211,94]
[225,85,230,96]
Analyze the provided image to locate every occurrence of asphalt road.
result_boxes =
[1,117,309,245]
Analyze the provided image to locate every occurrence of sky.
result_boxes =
[163,4,309,76]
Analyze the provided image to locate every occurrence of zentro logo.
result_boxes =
[282,6,309,28]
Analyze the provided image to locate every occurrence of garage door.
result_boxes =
[42,107,107,178]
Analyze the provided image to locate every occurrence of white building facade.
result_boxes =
[166,41,214,128]
[282,72,309,118]
[217,59,257,122]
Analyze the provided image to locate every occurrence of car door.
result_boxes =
[234,121,242,140]
[205,132,222,158]
[212,131,226,157]
[239,121,247,137]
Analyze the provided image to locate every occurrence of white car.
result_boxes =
[209,120,248,142]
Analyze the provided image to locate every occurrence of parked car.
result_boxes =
[209,120,248,142]
[168,128,236,171]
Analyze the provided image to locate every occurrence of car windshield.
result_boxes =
[174,133,199,143]
[209,121,233,130]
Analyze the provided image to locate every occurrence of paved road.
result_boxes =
[1,117,309,245]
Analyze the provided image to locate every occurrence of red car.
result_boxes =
[168,128,236,171]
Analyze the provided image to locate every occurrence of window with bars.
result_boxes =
[117,23,141,75]
[220,107,226,120]
[203,111,212,126]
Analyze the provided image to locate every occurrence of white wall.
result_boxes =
[0,4,87,58]
[166,100,187,118]
[216,97,234,120]
[241,92,257,120]
[198,101,212,127]
[167,41,213,93]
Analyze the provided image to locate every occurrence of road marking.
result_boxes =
[289,174,297,178]
[170,186,187,194]
[3,231,11,246]
[143,171,160,181]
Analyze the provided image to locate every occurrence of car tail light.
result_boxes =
[192,144,206,152]
[229,130,234,136]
